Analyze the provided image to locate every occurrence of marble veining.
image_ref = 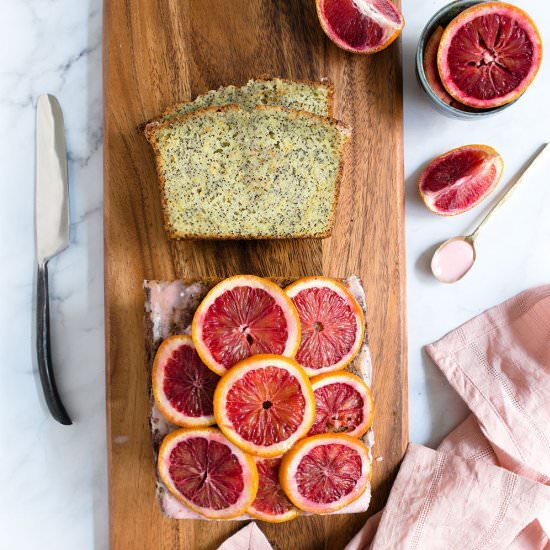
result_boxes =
[0,1,106,549]
[0,0,548,549]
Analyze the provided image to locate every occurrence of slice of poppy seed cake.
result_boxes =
[160,77,334,121]
[144,105,351,239]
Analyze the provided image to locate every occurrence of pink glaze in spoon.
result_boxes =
[431,237,475,283]
[431,143,549,284]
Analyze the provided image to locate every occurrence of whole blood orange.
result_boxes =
[438,2,542,109]
[157,427,258,519]
[418,145,504,216]
[192,275,301,376]
[152,335,219,427]
[316,0,404,54]
[280,433,371,513]
[308,371,374,437]
[213,355,315,457]
[285,277,364,376]
[248,457,298,523]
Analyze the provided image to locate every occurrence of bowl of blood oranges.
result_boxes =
[416,0,543,119]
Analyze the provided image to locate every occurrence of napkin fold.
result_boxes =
[426,285,550,486]
[218,285,550,550]
[217,523,273,550]
[354,443,550,549]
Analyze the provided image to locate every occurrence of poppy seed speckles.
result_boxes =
[145,104,351,239]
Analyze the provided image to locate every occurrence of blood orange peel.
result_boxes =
[213,354,315,458]
[152,335,220,427]
[437,2,543,109]
[422,26,480,113]
[285,277,364,376]
[418,145,504,216]
[157,427,258,519]
[309,371,374,437]
[192,275,301,376]
[280,433,371,513]
[248,457,298,523]
[423,26,456,107]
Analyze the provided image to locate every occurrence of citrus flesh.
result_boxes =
[309,371,374,437]
[192,275,300,376]
[157,428,258,519]
[316,0,404,54]
[152,335,219,427]
[418,144,504,215]
[438,2,542,109]
[286,277,364,376]
[214,355,315,457]
[280,433,370,513]
[248,457,298,522]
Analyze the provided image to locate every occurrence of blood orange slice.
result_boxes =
[213,355,315,457]
[418,145,504,215]
[280,433,371,513]
[152,335,220,427]
[157,427,258,519]
[316,0,404,54]
[192,275,301,376]
[285,277,364,376]
[308,371,374,437]
[438,2,543,109]
[248,457,298,523]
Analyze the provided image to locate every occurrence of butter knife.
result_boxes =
[35,94,72,425]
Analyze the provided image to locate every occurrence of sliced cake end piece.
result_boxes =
[160,77,334,122]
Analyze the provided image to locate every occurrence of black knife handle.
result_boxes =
[36,262,72,425]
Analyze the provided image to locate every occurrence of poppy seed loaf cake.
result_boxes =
[161,77,334,122]
[144,105,351,239]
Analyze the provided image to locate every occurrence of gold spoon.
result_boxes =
[431,142,550,284]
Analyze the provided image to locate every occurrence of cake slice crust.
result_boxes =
[160,77,334,122]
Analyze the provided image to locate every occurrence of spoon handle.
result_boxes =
[469,143,550,243]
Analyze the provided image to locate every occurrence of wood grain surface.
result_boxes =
[103,1,407,548]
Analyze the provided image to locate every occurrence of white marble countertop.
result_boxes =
[1,1,548,548]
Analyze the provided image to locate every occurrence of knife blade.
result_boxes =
[35,94,72,425]
[36,94,69,262]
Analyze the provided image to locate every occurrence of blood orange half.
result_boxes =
[192,275,301,376]
[248,457,298,523]
[418,145,504,216]
[280,433,371,513]
[316,0,404,54]
[438,2,543,109]
[157,428,258,519]
[152,335,220,427]
[285,277,364,376]
[308,371,374,437]
[214,355,315,457]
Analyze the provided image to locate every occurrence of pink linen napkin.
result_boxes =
[216,523,273,550]
[347,284,550,550]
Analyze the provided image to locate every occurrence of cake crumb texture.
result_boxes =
[145,105,350,239]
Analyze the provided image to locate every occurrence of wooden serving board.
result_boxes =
[103,1,407,549]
